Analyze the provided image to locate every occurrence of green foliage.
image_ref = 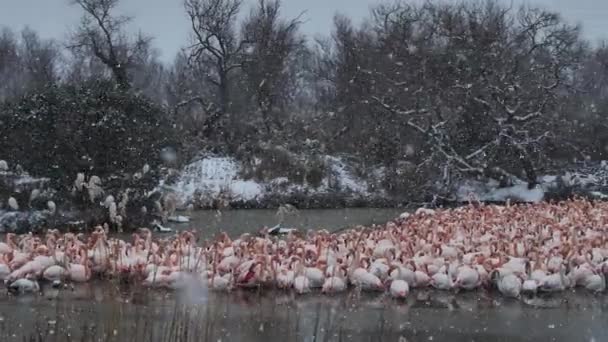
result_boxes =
[0,81,176,189]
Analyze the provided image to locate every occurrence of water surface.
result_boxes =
[166,208,405,237]
[0,284,604,342]
[1,208,605,342]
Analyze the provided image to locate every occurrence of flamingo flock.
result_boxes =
[1,198,608,299]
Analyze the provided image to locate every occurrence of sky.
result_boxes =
[1,0,607,63]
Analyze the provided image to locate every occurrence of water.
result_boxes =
[1,208,606,341]
[165,208,405,237]
[0,284,605,342]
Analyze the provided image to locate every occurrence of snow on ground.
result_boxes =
[457,161,608,203]
[457,179,544,203]
[164,157,608,207]
[483,184,544,203]
[158,157,263,205]
[159,155,372,206]
[325,156,369,194]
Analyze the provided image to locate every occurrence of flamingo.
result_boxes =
[43,265,67,282]
[68,248,91,282]
[9,278,39,294]
[210,272,233,291]
[275,258,295,289]
[521,261,538,294]
[305,264,325,288]
[322,266,347,294]
[491,270,522,298]
[539,269,570,292]
[582,270,605,293]
[389,261,416,286]
[0,233,16,254]
[454,265,480,290]
[430,268,454,290]
[0,263,9,281]
[389,279,409,299]
[349,255,383,291]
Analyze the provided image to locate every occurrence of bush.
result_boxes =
[0,81,177,190]
[305,157,327,188]
[238,143,307,184]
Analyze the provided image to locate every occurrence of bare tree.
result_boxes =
[240,0,305,135]
[20,28,59,90]
[184,0,246,135]
[129,47,167,101]
[0,27,58,101]
[69,0,152,89]
[0,28,20,101]
[369,1,583,190]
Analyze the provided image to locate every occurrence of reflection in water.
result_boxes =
[0,283,606,342]
[166,208,405,237]
[0,208,605,341]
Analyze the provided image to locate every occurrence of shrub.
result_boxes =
[0,81,177,191]
[305,157,327,188]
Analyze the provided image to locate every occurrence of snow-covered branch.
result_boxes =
[512,111,542,122]
[371,96,428,116]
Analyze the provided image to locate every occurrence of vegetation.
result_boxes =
[1,0,608,204]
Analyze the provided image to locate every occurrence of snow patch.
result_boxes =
[325,156,369,194]
[160,155,372,206]
[13,175,50,186]
[483,184,544,203]
[159,157,262,205]
[457,180,544,203]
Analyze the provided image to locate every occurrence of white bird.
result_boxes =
[351,269,384,291]
[9,278,40,294]
[108,202,117,222]
[583,273,605,293]
[276,269,295,289]
[267,224,297,236]
[398,212,410,219]
[43,265,67,282]
[153,221,172,233]
[539,271,570,292]
[390,264,416,285]
[142,164,150,174]
[294,275,310,294]
[0,160,8,171]
[104,195,115,208]
[47,201,56,214]
[431,272,454,290]
[8,197,18,211]
[305,267,325,288]
[210,273,233,291]
[0,264,10,280]
[29,189,40,204]
[87,175,103,202]
[322,276,347,293]
[389,279,410,299]
[493,271,522,298]
[522,279,538,294]
[74,173,85,191]
[454,265,480,290]
[415,208,435,216]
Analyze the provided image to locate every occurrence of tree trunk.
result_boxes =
[112,64,130,90]
[520,154,538,188]
[219,70,229,115]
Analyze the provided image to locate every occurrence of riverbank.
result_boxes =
[4,154,608,233]
[157,155,608,211]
